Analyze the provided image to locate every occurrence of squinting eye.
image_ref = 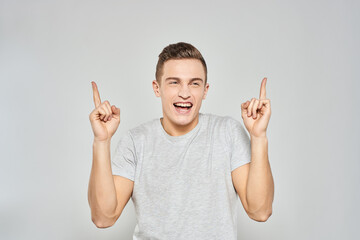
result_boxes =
[170,81,178,84]
[193,82,200,85]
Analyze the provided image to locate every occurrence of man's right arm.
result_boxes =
[88,81,134,228]
[87,139,134,228]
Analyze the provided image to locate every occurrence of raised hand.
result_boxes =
[240,77,271,138]
[89,81,121,142]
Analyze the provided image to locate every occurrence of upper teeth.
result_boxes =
[174,103,192,107]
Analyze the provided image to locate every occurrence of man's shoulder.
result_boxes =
[127,118,158,138]
[201,112,240,126]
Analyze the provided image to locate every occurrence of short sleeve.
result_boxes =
[227,117,251,172]
[111,130,137,181]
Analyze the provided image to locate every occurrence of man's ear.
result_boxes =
[202,82,209,100]
[152,80,161,97]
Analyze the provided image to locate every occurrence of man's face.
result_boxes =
[152,58,209,127]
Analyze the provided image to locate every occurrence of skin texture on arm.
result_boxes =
[112,175,134,222]
[88,81,133,228]
[231,77,274,222]
[88,140,117,227]
[231,136,274,222]
[88,140,134,228]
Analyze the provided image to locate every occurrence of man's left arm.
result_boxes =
[232,77,274,222]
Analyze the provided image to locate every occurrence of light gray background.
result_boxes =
[1,0,359,239]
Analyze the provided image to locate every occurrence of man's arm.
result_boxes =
[88,139,134,228]
[88,82,134,228]
[231,136,274,222]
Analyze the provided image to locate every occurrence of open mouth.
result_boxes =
[173,102,193,114]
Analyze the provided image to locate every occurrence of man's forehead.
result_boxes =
[162,59,205,79]
[163,58,202,67]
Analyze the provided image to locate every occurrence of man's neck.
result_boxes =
[161,115,199,137]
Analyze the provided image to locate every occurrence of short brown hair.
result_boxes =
[155,42,207,86]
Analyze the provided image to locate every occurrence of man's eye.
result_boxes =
[170,81,178,84]
[193,82,200,85]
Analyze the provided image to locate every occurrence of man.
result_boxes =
[88,42,274,239]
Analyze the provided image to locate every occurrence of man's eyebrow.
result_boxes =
[165,77,203,82]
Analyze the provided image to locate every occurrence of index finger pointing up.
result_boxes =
[91,81,101,108]
[259,77,267,100]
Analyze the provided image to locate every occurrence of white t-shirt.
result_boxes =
[112,112,251,240]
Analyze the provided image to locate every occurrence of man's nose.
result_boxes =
[178,84,191,98]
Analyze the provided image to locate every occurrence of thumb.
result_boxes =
[111,105,120,116]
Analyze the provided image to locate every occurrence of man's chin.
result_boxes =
[172,114,198,126]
